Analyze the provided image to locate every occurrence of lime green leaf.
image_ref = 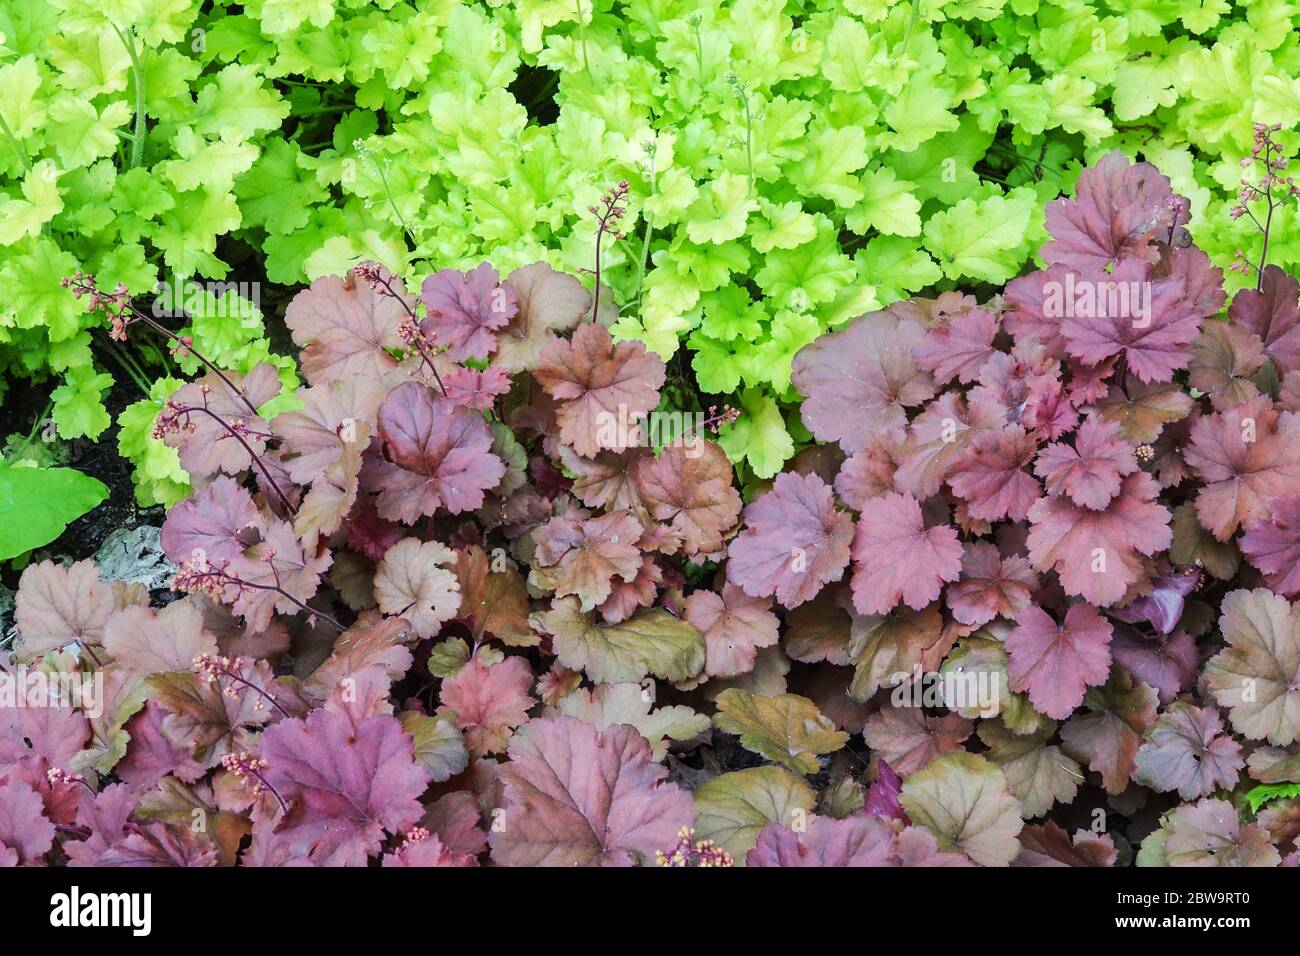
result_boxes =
[922,187,1040,283]
[0,56,46,139]
[51,366,113,439]
[846,166,922,237]
[0,159,62,244]
[787,125,869,205]
[1245,782,1300,814]
[717,388,794,479]
[855,236,942,304]
[44,95,130,167]
[684,171,758,245]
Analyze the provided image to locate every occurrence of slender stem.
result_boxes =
[212,663,292,719]
[587,182,628,322]
[111,24,147,169]
[100,337,151,395]
[900,0,921,58]
[370,274,447,395]
[742,95,753,197]
[727,77,754,197]
[288,105,352,117]
[635,219,653,316]
[249,769,290,815]
[691,18,704,79]
[6,399,54,459]
[635,144,658,317]
[233,575,346,632]
[576,0,591,76]
[359,148,415,247]
[129,308,260,416]
[592,226,605,323]
[1258,140,1276,289]
[0,112,32,174]
[175,403,296,515]
[80,642,103,668]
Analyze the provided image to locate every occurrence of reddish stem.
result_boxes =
[173,402,296,516]
[210,662,292,719]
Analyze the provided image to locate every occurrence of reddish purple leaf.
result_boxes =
[864,761,907,823]
[160,475,261,568]
[368,381,506,522]
[284,268,409,386]
[1006,604,1114,720]
[533,324,665,458]
[1034,415,1137,510]
[684,584,780,678]
[1184,396,1300,541]
[1111,564,1201,634]
[1003,264,1074,358]
[948,425,1041,522]
[834,440,897,510]
[634,440,741,557]
[1041,150,1175,271]
[159,364,282,479]
[494,262,592,373]
[861,701,973,775]
[725,472,854,608]
[1058,261,1204,383]
[1134,702,1243,800]
[911,302,997,385]
[442,365,513,411]
[1110,625,1198,706]
[791,310,935,453]
[747,814,900,867]
[439,655,537,757]
[1241,494,1300,595]
[261,709,431,866]
[1016,821,1117,867]
[0,779,54,864]
[893,392,1002,500]
[1229,265,1300,375]
[489,716,693,866]
[850,492,962,614]
[1026,472,1171,606]
[946,541,1039,627]
[420,263,518,362]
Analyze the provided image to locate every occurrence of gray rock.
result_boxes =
[94,526,173,590]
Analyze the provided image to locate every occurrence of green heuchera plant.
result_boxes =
[201,0,1300,486]
[0,0,301,504]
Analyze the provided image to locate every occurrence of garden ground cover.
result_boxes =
[0,1,1299,869]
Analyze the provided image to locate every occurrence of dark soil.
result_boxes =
[59,411,157,563]
[1,378,159,592]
